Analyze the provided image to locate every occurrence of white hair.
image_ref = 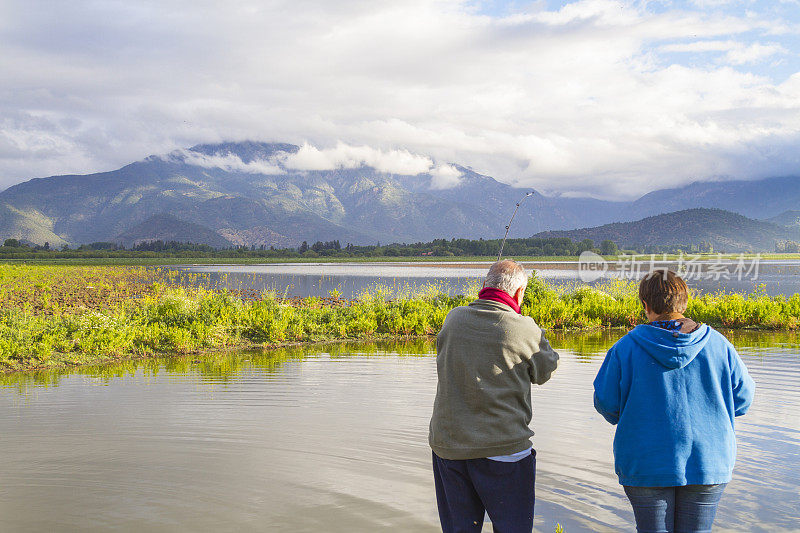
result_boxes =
[485,260,528,295]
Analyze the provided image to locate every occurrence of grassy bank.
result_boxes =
[1,265,799,373]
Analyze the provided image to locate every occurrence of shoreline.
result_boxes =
[4,323,797,377]
[0,334,439,376]
[1,253,800,266]
[2,264,799,376]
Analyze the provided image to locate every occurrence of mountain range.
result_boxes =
[534,208,800,252]
[1,141,799,249]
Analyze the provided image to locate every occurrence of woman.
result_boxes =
[593,269,755,533]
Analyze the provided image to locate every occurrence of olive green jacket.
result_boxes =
[429,298,559,460]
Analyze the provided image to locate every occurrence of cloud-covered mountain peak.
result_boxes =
[188,142,300,163]
[169,141,465,187]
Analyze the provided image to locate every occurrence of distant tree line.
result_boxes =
[776,240,800,253]
[4,236,777,259]
[0,236,627,259]
[630,241,716,254]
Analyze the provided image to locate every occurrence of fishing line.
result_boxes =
[497,191,535,262]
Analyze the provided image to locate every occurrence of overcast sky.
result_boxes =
[2,0,799,198]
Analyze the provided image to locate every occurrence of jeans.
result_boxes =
[432,450,536,533]
[623,484,727,533]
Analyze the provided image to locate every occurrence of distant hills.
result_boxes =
[1,141,799,248]
[534,208,800,252]
[623,177,800,221]
[767,210,800,228]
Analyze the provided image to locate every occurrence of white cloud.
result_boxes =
[660,39,787,65]
[689,0,737,7]
[172,142,465,187]
[725,42,788,65]
[0,0,799,199]
[430,164,463,189]
[177,150,285,175]
[279,142,435,175]
[524,0,640,26]
[660,40,739,53]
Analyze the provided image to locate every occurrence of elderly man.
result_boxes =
[429,259,559,533]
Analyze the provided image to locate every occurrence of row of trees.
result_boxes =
[0,236,623,258]
[776,240,800,253]
[5,236,796,258]
[631,242,716,254]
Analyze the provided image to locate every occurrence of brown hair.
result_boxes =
[638,269,689,315]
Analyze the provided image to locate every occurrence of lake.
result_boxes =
[1,332,797,532]
[168,259,800,298]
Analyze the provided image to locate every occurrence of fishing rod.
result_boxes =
[497,191,535,262]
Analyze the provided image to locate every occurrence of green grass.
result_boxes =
[1,265,799,374]
[0,284,468,373]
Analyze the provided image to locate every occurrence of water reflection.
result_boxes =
[0,338,436,393]
[1,333,798,532]
[5,331,796,392]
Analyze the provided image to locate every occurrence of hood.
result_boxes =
[628,323,712,369]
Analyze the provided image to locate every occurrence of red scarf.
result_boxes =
[478,287,521,314]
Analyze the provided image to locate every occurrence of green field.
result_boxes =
[1,264,798,374]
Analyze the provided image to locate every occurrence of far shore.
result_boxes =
[1,252,799,267]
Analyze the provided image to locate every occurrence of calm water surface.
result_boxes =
[170,260,800,298]
[1,333,798,532]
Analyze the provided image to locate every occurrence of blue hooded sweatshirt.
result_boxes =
[593,323,755,487]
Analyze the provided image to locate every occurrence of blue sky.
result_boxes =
[473,0,800,81]
[650,0,800,82]
[1,0,799,198]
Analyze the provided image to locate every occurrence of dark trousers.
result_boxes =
[623,484,727,533]
[432,450,536,533]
